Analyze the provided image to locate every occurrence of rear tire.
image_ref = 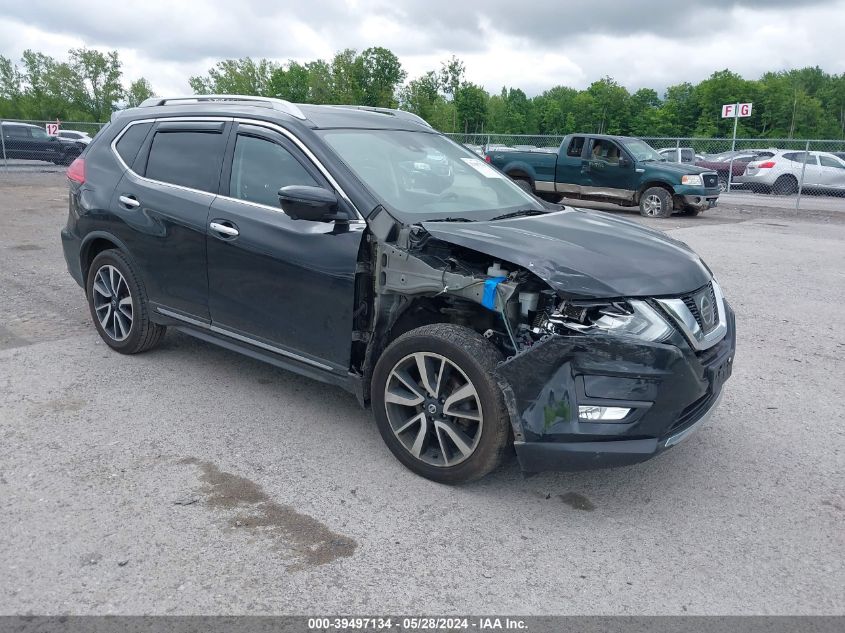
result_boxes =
[772,175,798,195]
[513,178,533,194]
[639,187,673,218]
[371,324,510,484]
[86,249,166,354]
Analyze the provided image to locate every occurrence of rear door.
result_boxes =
[554,136,586,195]
[2,124,34,159]
[206,122,364,370]
[110,119,230,321]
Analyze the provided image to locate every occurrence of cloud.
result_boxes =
[0,0,842,96]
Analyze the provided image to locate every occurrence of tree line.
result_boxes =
[2,47,844,139]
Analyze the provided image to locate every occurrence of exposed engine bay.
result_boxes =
[361,208,654,368]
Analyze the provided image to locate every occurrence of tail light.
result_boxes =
[484,154,491,163]
[66,157,85,183]
[757,161,776,169]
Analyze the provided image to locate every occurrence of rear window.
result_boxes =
[3,125,29,138]
[145,130,224,193]
[566,136,584,157]
[115,122,152,167]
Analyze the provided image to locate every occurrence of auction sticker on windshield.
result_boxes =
[461,157,508,179]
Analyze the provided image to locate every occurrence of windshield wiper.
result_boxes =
[489,209,549,222]
[425,217,475,223]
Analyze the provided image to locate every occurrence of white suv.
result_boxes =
[735,150,845,194]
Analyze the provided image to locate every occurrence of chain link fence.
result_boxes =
[0,119,107,173]
[447,133,845,209]
[2,119,843,209]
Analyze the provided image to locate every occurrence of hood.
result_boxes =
[421,208,712,298]
[649,160,709,176]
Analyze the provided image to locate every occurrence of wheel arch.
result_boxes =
[501,160,537,186]
[635,180,675,203]
[79,231,132,286]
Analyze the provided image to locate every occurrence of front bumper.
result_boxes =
[681,194,719,209]
[494,302,735,472]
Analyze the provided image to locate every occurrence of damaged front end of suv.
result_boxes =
[352,204,735,476]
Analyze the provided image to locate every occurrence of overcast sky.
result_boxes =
[1,0,844,97]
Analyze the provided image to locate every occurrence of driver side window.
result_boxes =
[229,134,319,208]
[590,139,621,165]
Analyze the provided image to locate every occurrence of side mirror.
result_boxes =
[278,185,341,222]
[618,156,632,168]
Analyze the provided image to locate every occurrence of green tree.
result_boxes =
[189,57,276,96]
[358,47,406,107]
[69,48,124,120]
[126,78,154,108]
[454,82,488,133]
[268,61,311,102]
[586,77,630,134]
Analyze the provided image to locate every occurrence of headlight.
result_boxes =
[547,299,673,342]
[681,175,703,186]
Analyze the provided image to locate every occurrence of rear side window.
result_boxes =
[783,152,814,164]
[567,136,585,157]
[145,130,225,193]
[4,126,29,138]
[115,122,152,167]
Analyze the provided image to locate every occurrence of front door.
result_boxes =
[817,154,845,189]
[583,138,638,200]
[206,123,364,371]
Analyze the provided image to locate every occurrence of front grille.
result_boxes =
[703,174,718,188]
[681,283,718,334]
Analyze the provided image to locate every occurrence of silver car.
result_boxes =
[734,150,845,194]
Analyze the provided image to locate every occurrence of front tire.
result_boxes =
[371,324,510,484]
[639,187,673,218]
[86,249,166,354]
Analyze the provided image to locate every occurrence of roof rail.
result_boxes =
[327,105,432,128]
[136,95,307,120]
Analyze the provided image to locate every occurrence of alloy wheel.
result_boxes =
[643,194,663,216]
[384,352,483,467]
[92,264,133,341]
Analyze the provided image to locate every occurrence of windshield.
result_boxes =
[621,138,664,162]
[318,129,543,219]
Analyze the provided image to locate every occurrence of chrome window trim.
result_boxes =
[109,116,363,221]
[157,307,333,371]
[656,279,727,351]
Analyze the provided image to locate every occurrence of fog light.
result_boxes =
[578,406,631,421]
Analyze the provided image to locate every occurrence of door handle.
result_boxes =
[209,221,239,237]
[119,195,140,208]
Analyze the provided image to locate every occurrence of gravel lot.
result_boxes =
[0,173,843,615]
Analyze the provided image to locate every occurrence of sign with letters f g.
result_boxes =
[722,102,752,118]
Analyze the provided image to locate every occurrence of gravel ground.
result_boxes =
[0,173,843,615]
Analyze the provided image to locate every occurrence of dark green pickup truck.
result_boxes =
[485,133,720,217]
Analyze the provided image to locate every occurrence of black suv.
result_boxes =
[61,95,735,483]
[1,121,84,165]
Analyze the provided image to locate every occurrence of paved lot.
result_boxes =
[0,173,843,615]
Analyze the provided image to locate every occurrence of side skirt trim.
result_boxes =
[156,306,333,371]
